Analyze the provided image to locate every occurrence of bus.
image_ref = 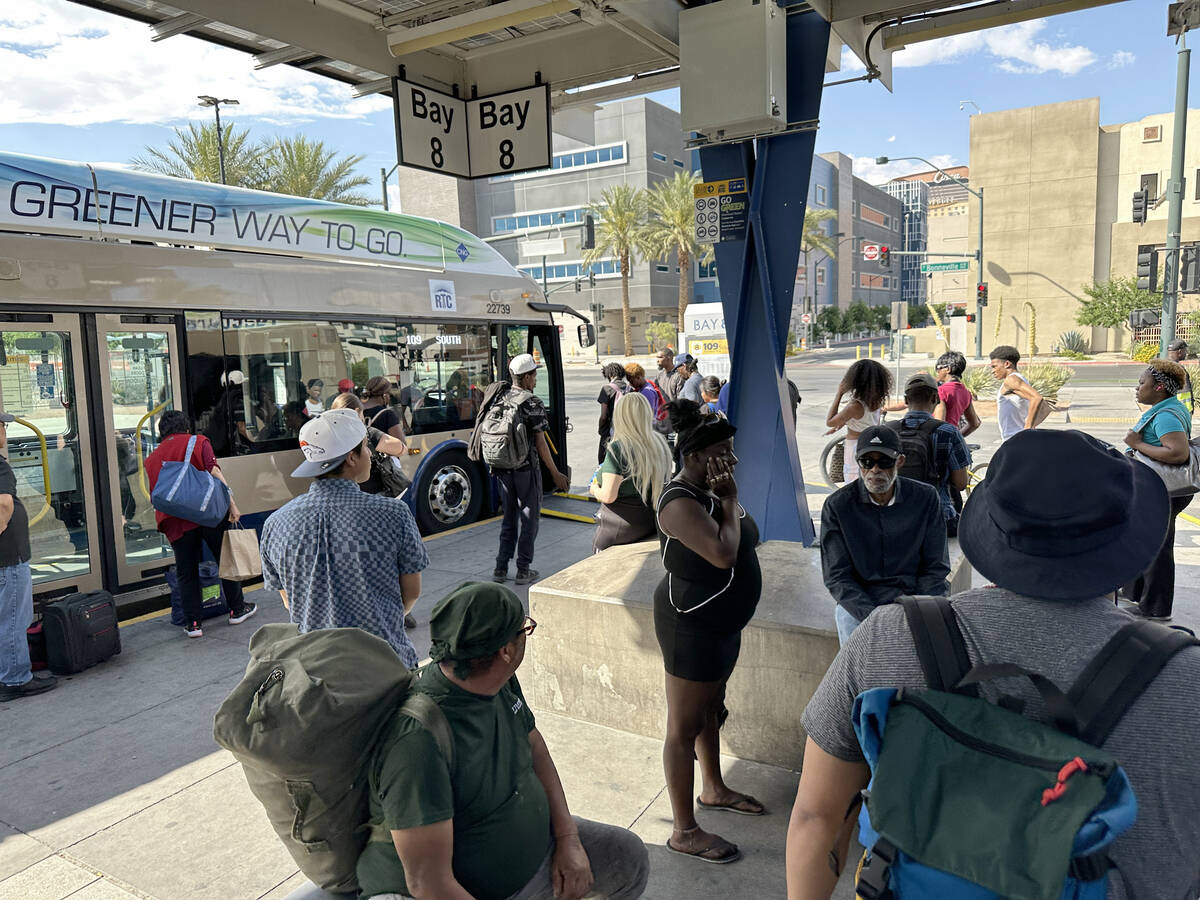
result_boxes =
[0,151,591,608]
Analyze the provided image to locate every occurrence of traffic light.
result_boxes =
[1137,245,1159,292]
[574,277,582,293]
[976,282,989,306]
[588,269,596,288]
[1132,190,1149,225]
[966,314,976,323]
[879,246,890,268]
[582,214,596,250]
[1183,246,1200,294]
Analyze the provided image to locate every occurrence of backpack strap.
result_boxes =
[918,417,942,437]
[1067,620,1200,745]
[899,596,978,697]
[398,692,456,774]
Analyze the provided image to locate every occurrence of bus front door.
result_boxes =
[0,315,103,599]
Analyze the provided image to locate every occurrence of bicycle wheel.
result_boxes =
[820,435,846,489]
[964,461,988,497]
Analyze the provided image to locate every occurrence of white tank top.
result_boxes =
[997,373,1030,442]
[846,404,882,434]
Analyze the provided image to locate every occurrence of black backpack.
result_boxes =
[887,417,942,486]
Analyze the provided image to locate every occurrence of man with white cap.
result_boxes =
[480,354,569,586]
[260,408,428,667]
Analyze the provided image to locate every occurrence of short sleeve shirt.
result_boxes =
[937,381,973,430]
[598,441,641,501]
[365,404,403,436]
[144,433,219,544]
[356,666,549,899]
[260,477,428,667]
[802,588,1200,899]
[519,394,549,436]
[0,459,30,567]
[1134,396,1191,447]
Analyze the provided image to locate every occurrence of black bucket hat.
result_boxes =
[959,429,1169,601]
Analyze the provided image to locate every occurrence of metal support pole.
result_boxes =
[975,187,984,358]
[381,167,390,210]
[213,102,227,186]
[1163,46,1191,353]
[542,254,549,296]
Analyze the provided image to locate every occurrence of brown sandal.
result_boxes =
[665,830,742,865]
[697,793,766,816]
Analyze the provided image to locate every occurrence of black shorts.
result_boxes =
[653,579,742,683]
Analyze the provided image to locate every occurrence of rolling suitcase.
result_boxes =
[42,590,121,675]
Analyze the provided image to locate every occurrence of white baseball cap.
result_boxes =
[291,408,367,478]
[509,353,540,376]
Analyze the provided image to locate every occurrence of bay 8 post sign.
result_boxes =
[0,150,516,276]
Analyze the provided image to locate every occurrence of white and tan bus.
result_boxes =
[0,151,591,608]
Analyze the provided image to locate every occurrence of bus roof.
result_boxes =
[0,150,519,278]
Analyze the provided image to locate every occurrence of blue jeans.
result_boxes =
[835,604,862,647]
[0,562,34,686]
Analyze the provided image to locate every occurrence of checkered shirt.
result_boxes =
[261,477,428,668]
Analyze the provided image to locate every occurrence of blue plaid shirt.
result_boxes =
[262,477,428,668]
[898,411,972,521]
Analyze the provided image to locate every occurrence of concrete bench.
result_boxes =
[527,539,971,771]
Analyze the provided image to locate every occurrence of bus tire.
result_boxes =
[414,449,483,534]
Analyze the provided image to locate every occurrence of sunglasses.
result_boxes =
[857,455,897,470]
[519,616,537,637]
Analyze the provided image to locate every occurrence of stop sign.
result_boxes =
[862,243,880,261]
[800,312,812,324]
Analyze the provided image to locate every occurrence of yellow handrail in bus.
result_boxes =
[136,401,170,500]
[13,417,52,526]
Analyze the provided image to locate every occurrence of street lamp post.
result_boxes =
[876,155,984,358]
[381,163,400,210]
[197,95,239,185]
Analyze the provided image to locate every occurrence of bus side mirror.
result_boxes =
[577,323,596,348]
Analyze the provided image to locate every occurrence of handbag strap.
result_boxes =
[165,434,200,502]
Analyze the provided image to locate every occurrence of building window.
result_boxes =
[652,152,668,163]
[858,273,887,289]
[816,266,826,287]
[496,143,625,181]
[698,259,718,279]
[518,259,621,283]
[673,159,685,169]
[655,264,669,272]
[860,205,887,227]
[492,206,588,235]
[815,184,828,206]
[1141,173,1159,199]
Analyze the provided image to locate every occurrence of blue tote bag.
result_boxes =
[150,435,230,528]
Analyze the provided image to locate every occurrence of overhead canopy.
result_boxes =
[70,0,1129,101]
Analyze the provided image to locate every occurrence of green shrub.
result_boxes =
[962,363,1075,400]
[644,321,675,353]
[1130,341,1158,363]
[1060,350,1092,361]
[1056,330,1089,354]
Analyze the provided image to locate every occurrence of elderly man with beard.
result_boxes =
[819,425,949,645]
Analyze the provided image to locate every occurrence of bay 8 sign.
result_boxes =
[680,302,730,382]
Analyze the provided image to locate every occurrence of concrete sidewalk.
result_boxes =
[0,514,848,900]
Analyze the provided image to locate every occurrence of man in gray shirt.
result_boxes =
[787,429,1200,899]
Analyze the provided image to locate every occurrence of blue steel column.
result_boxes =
[698,8,829,544]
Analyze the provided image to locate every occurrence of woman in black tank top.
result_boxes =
[654,401,763,866]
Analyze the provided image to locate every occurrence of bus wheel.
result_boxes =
[415,450,482,534]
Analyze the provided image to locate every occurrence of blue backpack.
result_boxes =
[853,596,1198,900]
[150,434,230,528]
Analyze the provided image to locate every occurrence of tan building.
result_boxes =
[896,167,972,309]
[969,98,1200,355]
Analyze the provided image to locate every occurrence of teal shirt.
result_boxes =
[1134,396,1192,447]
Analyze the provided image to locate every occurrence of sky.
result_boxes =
[0,0,1183,201]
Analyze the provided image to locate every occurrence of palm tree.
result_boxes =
[641,171,713,332]
[584,184,648,355]
[261,136,371,206]
[799,207,840,309]
[132,122,266,188]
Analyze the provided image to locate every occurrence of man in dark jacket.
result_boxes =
[819,425,949,645]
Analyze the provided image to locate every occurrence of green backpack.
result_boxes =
[212,624,453,893]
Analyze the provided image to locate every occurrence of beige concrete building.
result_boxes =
[968,98,1200,355]
[896,167,972,309]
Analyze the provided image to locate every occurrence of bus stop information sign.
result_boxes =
[693,178,749,244]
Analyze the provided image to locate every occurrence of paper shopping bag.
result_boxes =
[219,525,262,580]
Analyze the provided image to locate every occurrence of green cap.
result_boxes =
[429,581,525,663]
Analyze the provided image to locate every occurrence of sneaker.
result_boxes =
[492,566,509,583]
[229,603,258,625]
[514,568,539,586]
[404,613,417,629]
[0,672,58,702]
[185,620,203,638]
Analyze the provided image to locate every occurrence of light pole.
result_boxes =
[381,163,400,210]
[876,155,984,358]
[197,95,238,185]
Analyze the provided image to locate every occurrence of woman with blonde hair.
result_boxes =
[589,391,671,552]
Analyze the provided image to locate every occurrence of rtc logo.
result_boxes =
[429,279,457,312]
[455,242,470,262]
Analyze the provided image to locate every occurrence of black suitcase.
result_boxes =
[43,590,121,675]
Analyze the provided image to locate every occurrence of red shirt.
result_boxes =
[145,433,218,544]
[938,381,974,431]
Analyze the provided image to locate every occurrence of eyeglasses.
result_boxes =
[857,456,897,470]
[519,616,537,637]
